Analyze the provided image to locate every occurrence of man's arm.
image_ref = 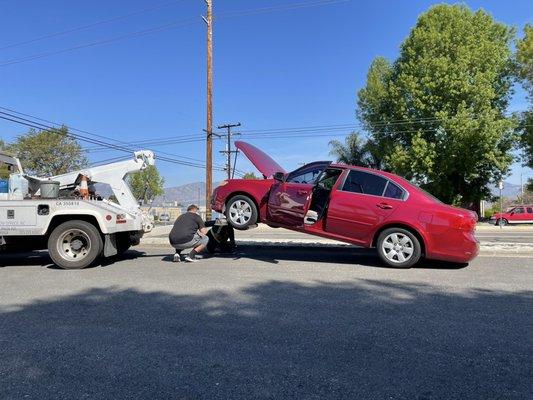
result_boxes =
[197,214,208,235]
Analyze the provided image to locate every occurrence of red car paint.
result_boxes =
[212,141,479,264]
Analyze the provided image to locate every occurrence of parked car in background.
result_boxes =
[211,141,479,268]
[159,213,171,222]
[490,205,533,226]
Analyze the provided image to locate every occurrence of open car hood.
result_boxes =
[235,141,286,179]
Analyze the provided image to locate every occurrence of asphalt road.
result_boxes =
[1,246,532,400]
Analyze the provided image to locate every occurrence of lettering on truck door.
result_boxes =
[0,205,38,234]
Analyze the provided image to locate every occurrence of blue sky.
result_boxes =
[1,0,531,187]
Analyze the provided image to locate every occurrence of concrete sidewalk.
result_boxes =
[143,223,533,254]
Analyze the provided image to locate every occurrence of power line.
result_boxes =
[0,0,350,68]
[0,105,222,167]
[90,155,133,166]
[216,0,349,20]
[0,110,226,170]
[0,0,185,51]
[217,122,241,180]
[0,17,198,67]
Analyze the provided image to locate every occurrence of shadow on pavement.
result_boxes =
[0,245,468,270]
[1,280,530,399]
[212,244,469,270]
[0,251,54,268]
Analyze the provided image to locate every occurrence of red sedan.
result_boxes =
[212,141,479,268]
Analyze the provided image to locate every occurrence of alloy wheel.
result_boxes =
[229,200,252,226]
[381,232,414,264]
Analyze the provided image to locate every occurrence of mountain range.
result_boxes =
[152,181,209,207]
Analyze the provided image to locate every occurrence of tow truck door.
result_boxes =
[0,205,38,232]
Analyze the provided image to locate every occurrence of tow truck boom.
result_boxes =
[51,150,155,214]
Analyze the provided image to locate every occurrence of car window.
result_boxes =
[527,207,533,214]
[315,169,343,190]
[383,181,405,199]
[513,207,525,214]
[287,167,323,184]
[342,170,387,196]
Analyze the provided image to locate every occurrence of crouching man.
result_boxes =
[169,204,209,263]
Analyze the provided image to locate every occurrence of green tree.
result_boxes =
[357,4,517,206]
[9,126,88,176]
[516,24,533,190]
[128,165,165,203]
[243,172,259,179]
[328,133,384,169]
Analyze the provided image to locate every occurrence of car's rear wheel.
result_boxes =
[226,195,258,230]
[376,228,421,269]
[48,220,103,269]
[497,218,508,227]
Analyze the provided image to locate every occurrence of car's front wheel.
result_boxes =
[226,195,258,230]
[497,218,508,227]
[376,228,422,268]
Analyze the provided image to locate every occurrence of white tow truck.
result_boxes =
[0,150,155,269]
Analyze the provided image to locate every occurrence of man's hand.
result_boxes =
[199,227,208,236]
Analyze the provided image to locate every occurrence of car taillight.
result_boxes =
[116,214,127,224]
[454,216,476,231]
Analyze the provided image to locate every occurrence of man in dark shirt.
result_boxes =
[169,205,209,262]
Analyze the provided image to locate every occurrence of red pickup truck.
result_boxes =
[491,205,533,226]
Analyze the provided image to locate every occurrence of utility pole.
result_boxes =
[202,0,213,220]
[217,122,241,180]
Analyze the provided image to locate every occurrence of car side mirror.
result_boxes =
[273,172,285,182]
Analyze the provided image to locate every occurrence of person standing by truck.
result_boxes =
[169,205,209,262]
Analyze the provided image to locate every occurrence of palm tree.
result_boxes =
[329,132,384,169]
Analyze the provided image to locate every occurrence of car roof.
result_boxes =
[329,163,403,180]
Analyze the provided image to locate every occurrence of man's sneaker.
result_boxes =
[173,254,181,263]
[184,256,198,263]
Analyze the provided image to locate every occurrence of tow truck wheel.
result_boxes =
[226,195,258,230]
[48,220,103,269]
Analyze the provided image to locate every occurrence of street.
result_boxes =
[1,244,531,399]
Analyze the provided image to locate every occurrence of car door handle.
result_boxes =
[376,203,393,210]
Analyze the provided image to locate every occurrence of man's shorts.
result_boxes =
[171,232,209,250]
